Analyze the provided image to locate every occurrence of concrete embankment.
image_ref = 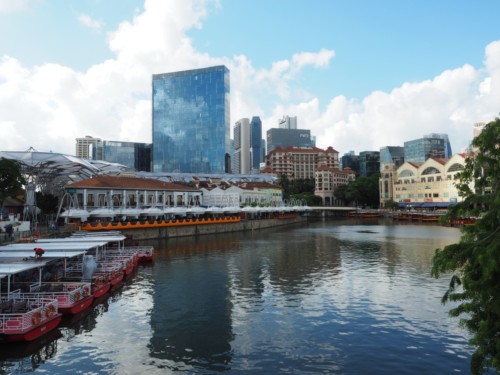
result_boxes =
[120,216,306,240]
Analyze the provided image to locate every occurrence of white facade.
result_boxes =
[314,166,356,206]
[75,136,101,159]
[394,154,469,205]
[233,118,251,174]
[200,185,283,207]
[279,115,297,130]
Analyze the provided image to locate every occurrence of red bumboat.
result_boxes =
[0,297,62,343]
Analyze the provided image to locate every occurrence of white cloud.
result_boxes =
[0,0,499,159]
[0,0,30,13]
[78,14,104,32]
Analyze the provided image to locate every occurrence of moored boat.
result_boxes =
[0,295,62,343]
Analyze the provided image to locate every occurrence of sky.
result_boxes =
[1,0,499,158]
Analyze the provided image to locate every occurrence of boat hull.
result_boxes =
[58,296,94,315]
[0,314,62,343]
[92,283,111,299]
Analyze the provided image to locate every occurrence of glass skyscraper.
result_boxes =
[250,116,262,173]
[101,140,151,172]
[152,66,230,173]
[404,135,447,163]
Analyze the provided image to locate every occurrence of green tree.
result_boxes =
[339,173,380,208]
[278,175,315,199]
[36,192,59,214]
[334,184,351,205]
[431,118,500,374]
[278,174,292,199]
[290,192,322,206]
[0,158,26,217]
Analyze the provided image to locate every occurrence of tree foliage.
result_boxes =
[290,192,323,206]
[334,173,380,208]
[36,192,59,215]
[278,174,315,199]
[0,157,25,206]
[431,118,500,374]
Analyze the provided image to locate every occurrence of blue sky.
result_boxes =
[1,0,499,156]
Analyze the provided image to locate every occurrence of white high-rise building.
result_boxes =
[233,118,251,174]
[278,115,297,129]
[75,136,101,159]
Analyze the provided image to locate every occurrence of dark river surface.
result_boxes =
[1,218,473,374]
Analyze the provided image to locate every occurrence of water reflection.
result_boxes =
[1,220,472,374]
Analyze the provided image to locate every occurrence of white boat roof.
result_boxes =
[0,242,107,251]
[0,250,86,259]
[0,262,52,276]
[36,235,126,243]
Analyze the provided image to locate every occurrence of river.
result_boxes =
[0,218,472,374]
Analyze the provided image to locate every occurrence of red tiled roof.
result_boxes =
[270,146,337,154]
[428,157,448,165]
[66,175,198,191]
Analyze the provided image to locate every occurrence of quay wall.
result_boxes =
[119,216,306,240]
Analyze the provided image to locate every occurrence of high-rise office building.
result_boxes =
[233,118,251,174]
[424,133,452,158]
[341,151,359,175]
[359,151,380,177]
[278,115,297,129]
[404,135,448,163]
[75,136,101,159]
[100,140,151,171]
[152,65,230,173]
[266,128,312,155]
[250,116,262,173]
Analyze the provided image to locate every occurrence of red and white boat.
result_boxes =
[1,262,63,343]
[0,295,62,343]
[21,282,94,315]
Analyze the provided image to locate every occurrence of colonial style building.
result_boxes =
[393,154,469,208]
[266,146,339,180]
[201,182,283,207]
[314,166,356,206]
[62,175,201,219]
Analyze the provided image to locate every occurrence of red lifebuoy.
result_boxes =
[45,304,56,318]
[74,290,81,301]
[31,311,42,325]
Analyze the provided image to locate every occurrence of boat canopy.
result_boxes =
[0,250,86,259]
[0,241,108,251]
[36,235,126,244]
[0,262,50,276]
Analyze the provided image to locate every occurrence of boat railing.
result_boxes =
[0,297,59,331]
[16,282,91,305]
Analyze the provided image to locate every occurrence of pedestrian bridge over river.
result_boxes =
[306,206,359,216]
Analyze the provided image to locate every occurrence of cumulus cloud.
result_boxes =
[78,14,104,32]
[0,0,30,13]
[0,0,499,158]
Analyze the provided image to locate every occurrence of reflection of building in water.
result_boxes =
[149,235,236,370]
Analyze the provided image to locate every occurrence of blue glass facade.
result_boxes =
[250,116,262,171]
[152,66,230,173]
[92,140,151,171]
[266,128,312,155]
[404,137,446,163]
[380,146,404,167]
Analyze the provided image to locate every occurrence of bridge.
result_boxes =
[308,206,357,212]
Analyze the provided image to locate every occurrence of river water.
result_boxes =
[1,218,472,374]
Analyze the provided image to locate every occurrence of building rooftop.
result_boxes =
[66,175,198,191]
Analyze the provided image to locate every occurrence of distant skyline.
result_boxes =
[1,0,499,157]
